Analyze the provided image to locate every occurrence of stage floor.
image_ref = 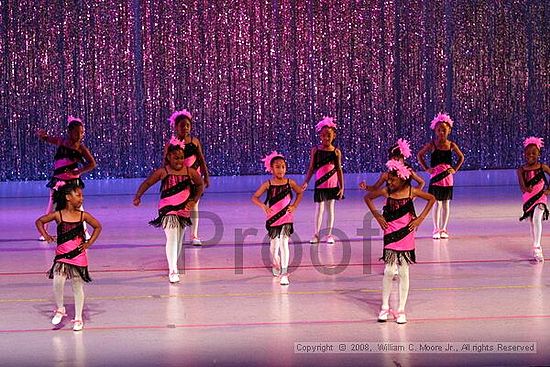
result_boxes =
[0,175,549,367]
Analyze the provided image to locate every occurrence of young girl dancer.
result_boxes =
[302,117,344,244]
[164,110,210,246]
[518,137,550,262]
[36,116,97,240]
[364,160,435,324]
[417,113,464,239]
[134,137,204,283]
[252,151,303,285]
[35,182,102,331]
[360,138,425,192]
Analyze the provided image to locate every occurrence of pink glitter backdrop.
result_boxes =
[0,0,548,179]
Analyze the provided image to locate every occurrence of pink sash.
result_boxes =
[384,212,415,251]
[159,185,191,217]
[57,238,88,267]
[267,193,293,226]
[430,163,453,187]
[315,163,338,189]
[522,170,548,213]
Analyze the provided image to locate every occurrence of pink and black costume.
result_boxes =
[265,179,294,238]
[183,139,201,174]
[313,149,342,202]
[382,187,416,265]
[149,168,193,228]
[428,143,453,201]
[520,167,549,221]
[183,138,204,198]
[47,211,91,282]
[46,145,85,189]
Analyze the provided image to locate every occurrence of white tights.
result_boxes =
[314,200,335,236]
[190,200,200,239]
[432,200,450,232]
[164,225,186,274]
[53,273,84,321]
[529,204,545,249]
[270,235,290,274]
[381,262,410,313]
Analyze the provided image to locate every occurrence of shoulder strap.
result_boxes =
[80,211,84,222]
[58,210,63,222]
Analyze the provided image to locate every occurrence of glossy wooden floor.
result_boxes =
[0,172,548,367]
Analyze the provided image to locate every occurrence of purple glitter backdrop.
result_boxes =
[0,0,548,180]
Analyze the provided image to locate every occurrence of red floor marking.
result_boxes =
[2,314,550,334]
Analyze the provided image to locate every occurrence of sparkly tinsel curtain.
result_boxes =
[0,0,548,180]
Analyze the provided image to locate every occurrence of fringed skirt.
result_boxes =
[428,185,453,201]
[380,249,416,266]
[47,262,92,282]
[46,177,85,189]
[149,214,192,229]
[314,187,342,202]
[267,223,294,239]
[520,203,550,222]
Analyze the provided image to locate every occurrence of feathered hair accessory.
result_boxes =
[53,181,67,191]
[523,136,544,150]
[261,151,284,173]
[430,113,453,130]
[168,110,192,129]
[169,135,186,150]
[393,138,412,159]
[315,116,337,132]
[67,115,83,125]
[386,159,411,180]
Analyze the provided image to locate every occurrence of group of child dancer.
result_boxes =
[34,111,547,330]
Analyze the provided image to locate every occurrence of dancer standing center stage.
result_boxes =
[364,160,435,324]
[134,137,204,283]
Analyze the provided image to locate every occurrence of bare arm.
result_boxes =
[372,173,388,191]
[335,148,345,198]
[162,143,170,164]
[364,188,388,229]
[36,129,63,146]
[417,142,433,172]
[410,170,425,191]
[541,164,550,195]
[35,212,60,243]
[301,147,317,189]
[251,181,270,215]
[81,213,102,250]
[359,173,385,191]
[194,138,210,188]
[133,168,165,206]
[517,167,529,193]
[288,179,304,213]
[408,188,436,231]
[187,167,204,210]
[78,145,97,175]
[413,188,436,219]
[451,141,465,172]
